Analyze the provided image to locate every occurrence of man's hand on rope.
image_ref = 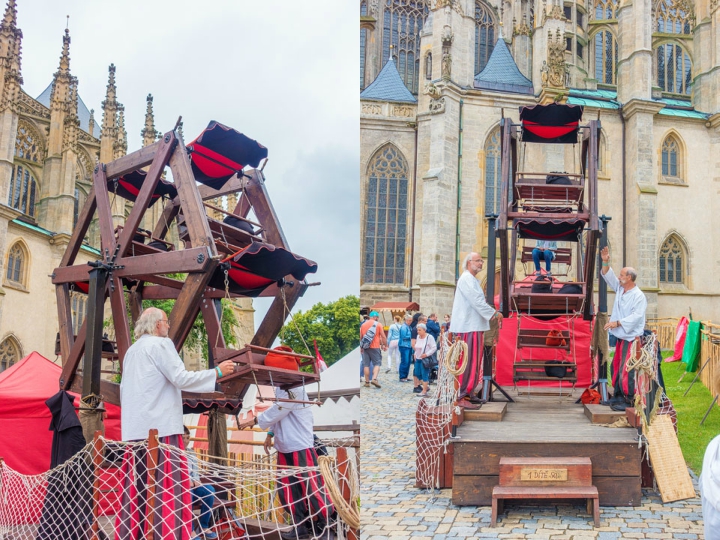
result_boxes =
[216,360,235,378]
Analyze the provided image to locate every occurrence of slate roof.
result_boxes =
[566,88,709,118]
[360,58,417,103]
[36,83,101,138]
[473,38,533,94]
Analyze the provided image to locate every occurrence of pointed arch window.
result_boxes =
[5,242,27,287]
[655,0,692,34]
[382,0,428,94]
[661,134,684,182]
[475,1,496,75]
[593,0,618,20]
[363,144,409,285]
[592,29,618,84]
[8,164,38,217]
[73,187,87,228]
[484,129,502,215]
[15,122,42,163]
[0,337,20,372]
[659,235,685,284]
[655,43,691,94]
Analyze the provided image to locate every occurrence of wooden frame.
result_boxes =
[54,128,318,406]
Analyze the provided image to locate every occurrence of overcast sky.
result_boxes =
[19,0,359,329]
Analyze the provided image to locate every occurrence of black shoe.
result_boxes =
[280,524,312,540]
[610,401,628,412]
[413,385,422,393]
[608,394,624,404]
[467,396,483,404]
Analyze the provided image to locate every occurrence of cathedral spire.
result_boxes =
[101,64,118,140]
[141,93,159,146]
[0,0,22,112]
[115,104,127,158]
[57,28,70,76]
[2,0,17,30]
[50,28,73,109]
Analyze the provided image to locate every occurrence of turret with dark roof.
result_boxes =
[474,37,533,95]
[360,58,417,104]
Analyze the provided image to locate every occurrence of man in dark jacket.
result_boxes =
[426,313,441,341]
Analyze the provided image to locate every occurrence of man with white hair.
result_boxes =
[450,252,501,408]
[600,246,648,410]
[120,307,235,443]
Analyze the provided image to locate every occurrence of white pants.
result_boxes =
[387,340,399,370]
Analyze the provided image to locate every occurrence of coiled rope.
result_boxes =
[444,338,468,376]
[318,455,360,529]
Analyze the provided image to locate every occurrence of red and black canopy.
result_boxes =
[108,170,178,207]
[187,121,268,190]
[208,242,317,297]
[519,103,584,144]
[515,217,586,243]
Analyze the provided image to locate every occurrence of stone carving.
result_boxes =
[441,51,452,80]
[545,29,568,89]
[392,105,415,117]
[362,103,382,115]
[368,0,379,17]
[424,82,442,100]
[432,0,463,16]
[513,15,532,37]
[16,92,50,119]
[429,97,446,114]
[549,0,565,20]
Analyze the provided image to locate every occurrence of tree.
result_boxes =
[278,295,359,367]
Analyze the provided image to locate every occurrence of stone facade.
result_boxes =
[0,0,254,374]
[360,0,720,322]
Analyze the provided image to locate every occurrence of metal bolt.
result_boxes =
[197,253,205,263]
[164,134,171,143]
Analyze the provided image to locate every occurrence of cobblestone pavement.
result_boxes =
[360,372,706,539]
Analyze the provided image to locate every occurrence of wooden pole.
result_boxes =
[90,430,105,540]
[145,428,160,540]
[336,447,358,540]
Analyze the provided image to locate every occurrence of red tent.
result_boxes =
[0,352,121,475]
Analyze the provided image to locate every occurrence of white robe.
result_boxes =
[601,268,647,341]
[701,435,720,540]
[257,387,314,454]
[450,270,496,334]
[120,335,217,441]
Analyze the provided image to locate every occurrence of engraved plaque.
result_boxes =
[520,468,568,481]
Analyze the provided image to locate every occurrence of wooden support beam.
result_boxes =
[169,259,218,351]
[145,428,160,540]
[251,281,307,348]
[200,297,225,360]
[59,185,97,268]
[168,131,216,251]
[105,140,161,179]
[244,170,288,249]
[151,200,180,241]
[197,173,250,201]
[108,275,131,367]
[118,132,178,256]
[93,164,117,259]
[52,247,215,284]
[60,319,87,390]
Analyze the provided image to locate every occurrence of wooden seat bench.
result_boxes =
[491,457,600,527]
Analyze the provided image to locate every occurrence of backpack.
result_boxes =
[546,173,572,185]
[360,322,378,349]
[531,275,553,293]
[558,283,583,295]
[545,329,567,347]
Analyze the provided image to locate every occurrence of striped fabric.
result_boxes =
[456,331,484,399]
[276,447,334,526]
[115,434,192,540]
[613,338,638,399]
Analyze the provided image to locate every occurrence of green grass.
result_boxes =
[606,350,720,474]
[661,355,720,474]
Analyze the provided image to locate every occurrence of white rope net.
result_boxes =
[414,335,465,490]
[0,435,359,540]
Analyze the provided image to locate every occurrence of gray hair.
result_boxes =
[417,323,427,331]
[404,314,413,321]
[626,267,638,282]
[462,253,473,270]
[134,307,165,339]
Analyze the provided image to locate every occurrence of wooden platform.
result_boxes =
[584,403,626,425]
[463,402,507,422]
[452,396,641,507]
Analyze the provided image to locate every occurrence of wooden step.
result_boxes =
[584,404,626,425]
[463,402,507,422]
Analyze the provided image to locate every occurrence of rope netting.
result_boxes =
[0,435,359,540]
[415,335,466,490]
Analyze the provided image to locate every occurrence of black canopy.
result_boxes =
[515,218,586,242]
[109,169,178,207]
[519,103,584,144]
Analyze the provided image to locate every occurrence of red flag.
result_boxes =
[313,339,328,372]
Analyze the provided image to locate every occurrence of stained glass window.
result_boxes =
[15,122,42,163]
[484,129,502,215]
[594,0,618,19]
[0,337,20,372]
[656,43,691,94]
[363,144,409,284]
[655,0,692,34]
[8,164,37,217]
[6,243,25,285]
[661,135,682,180]
[382,0,428,94]
[593,29,618,84]
[659,236,684,284]
[475,1,496,75]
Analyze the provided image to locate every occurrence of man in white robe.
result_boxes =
[450,253,501,408]
[600,247,647,408]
